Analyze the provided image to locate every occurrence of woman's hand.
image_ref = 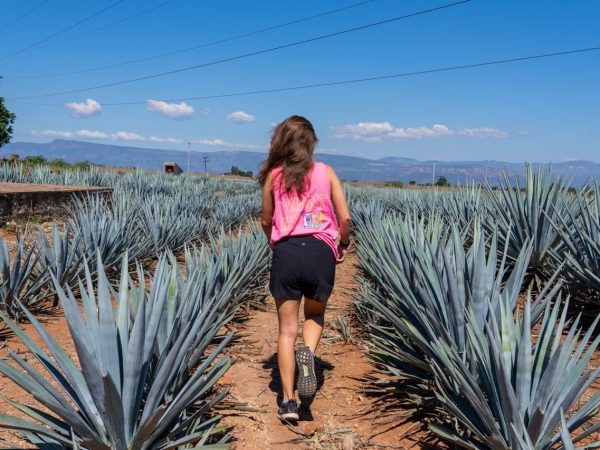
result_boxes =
[336,245,348,264]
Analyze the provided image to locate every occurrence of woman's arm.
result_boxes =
[327,166,351,261]
[260,172,274,242]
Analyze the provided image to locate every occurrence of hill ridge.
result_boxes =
[5,139,599,185]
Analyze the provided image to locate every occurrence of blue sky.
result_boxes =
[1,0,599,162]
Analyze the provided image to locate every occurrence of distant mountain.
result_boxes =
[378,156,420,164]
[5,139,600,185]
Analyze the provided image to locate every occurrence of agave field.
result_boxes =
[0,162,599,449]
[352,166,600,449]
[0,164,269,448]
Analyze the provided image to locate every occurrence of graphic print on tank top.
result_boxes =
[303,209,323,229]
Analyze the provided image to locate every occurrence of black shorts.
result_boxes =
[269,235,336,302]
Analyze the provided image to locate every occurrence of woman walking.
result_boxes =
[259,115,352,421]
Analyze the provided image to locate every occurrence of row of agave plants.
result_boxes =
[349,165,600,302]
[0,172,261,319]
[0,163,257,197]
[0,223,270,448]
[351,167,600,448]
[0,168,268,447]
[0,165,270,447]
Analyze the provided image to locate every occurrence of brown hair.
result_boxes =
[258,115,318,195]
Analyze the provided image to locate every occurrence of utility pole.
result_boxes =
[187,142,191,173]
[432,163,436,187]
[202,156,209,175]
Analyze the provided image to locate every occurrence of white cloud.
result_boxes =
[196,138,226,146]
[150,136,184,144]
[76,129,108,139]
[33,130,75,138]
[226,111,255,124]
[147,99,194,120]
[112,131,145,142]
[194,138,259,149]
[457,127,509,138]
[64,98,102,118]
[33,129,147,142]
[331,122,509,142]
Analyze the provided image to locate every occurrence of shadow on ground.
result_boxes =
[263,352,334,420]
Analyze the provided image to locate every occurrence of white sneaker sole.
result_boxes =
[278,411,299,421]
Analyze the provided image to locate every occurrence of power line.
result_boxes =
[31,0,179,52]
[12,45,600,107]
[7,0,377,79]
[105,45,600,104]
[0,0,126,62]
[0,0,50,34]
[8,0,471,99]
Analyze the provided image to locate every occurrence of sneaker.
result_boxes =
[296,346,317,398]
[278,399,299,421]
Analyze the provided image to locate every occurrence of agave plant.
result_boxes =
[207,193,261,231]
[0,162,25,182]
[204,224,271,304]
[35,224,84,295]
[551,182,600,293]
[0,252,234,449]
[152,225,270,373]
[485,165,575,277]
[69,194,148,270]
[0,236,49,319]
[354,213,535,410]
[429,295,600,450]
[356,213,533,352]
[353,190,600,448]
[140,200,208,254]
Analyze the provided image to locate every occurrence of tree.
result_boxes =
[226,165,252,178]
[409,180,416,186]
[72,160,92,170]
[50,158,69,168]
[23,155,48,165]
[0,97,16,150]
[435,175,449,187]
[385,181,404,188]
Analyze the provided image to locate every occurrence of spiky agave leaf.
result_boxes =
[429,293,600,450]
[354,212,535,419]
[550,181,600,295]
[485,164,575,278]
[0,251,235,449]
[36,224,84,291]
[0,235,49,319]
[356,213,532,360]
[207,193,261,231]
[68,194,147,271]
[152,222,271,382]
[140,199,208,253]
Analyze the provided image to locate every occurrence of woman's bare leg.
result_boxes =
[276,299,300,401]
[303,298,327,353]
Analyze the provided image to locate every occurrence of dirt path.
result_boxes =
[219,252,423,449]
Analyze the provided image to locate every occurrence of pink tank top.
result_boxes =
[270,162,339,257]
